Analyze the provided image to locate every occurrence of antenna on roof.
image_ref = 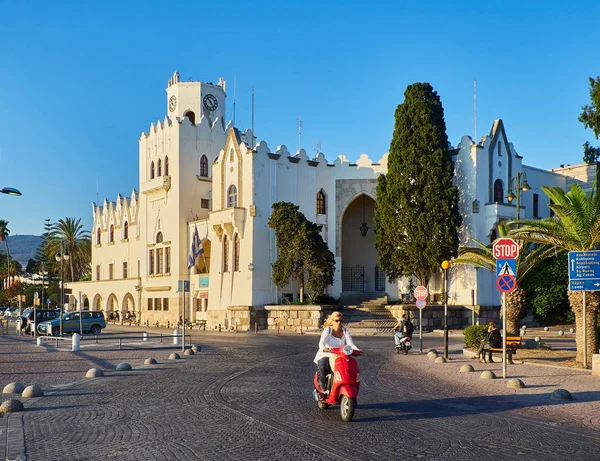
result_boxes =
[233,75,236,127]
[474,78,477,143]
[96,176,99,205]
[251,87,255,149]
[314,141,321,153]
[297,117,303,150]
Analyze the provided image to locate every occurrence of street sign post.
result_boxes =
[568,250,600,368]
[415,299,426,309]
[415,299,426,353]
[493,237,519,379]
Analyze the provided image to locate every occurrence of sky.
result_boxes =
[0,0,598,236]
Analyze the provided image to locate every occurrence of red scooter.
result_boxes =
[313,344,362,422]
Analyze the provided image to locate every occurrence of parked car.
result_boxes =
[3,308,18,318]
[37,310,106,336]
[20,309,61,334]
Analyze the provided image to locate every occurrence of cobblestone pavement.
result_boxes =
[1,327,600,461]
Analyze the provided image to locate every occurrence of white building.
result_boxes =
[68,72,597,328]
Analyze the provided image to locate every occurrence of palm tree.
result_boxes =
[452,222,556,334]
[0,220,11,289]
[511,182,600,367]
[48,218,91,282]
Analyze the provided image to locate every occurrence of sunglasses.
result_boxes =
[333,319,342,323]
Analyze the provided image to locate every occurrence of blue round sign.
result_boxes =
[416,299,426,310]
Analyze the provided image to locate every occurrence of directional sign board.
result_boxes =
[496,259,517,278]
[493,238,519,260]
[416,299,426,310]
[569,250,600,292]
[414,286,428,300]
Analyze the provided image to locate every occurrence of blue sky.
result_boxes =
[0,0,598,236]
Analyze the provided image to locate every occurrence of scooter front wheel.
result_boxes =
[340,395,356,422]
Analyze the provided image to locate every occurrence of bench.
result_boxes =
[487,335,522,364]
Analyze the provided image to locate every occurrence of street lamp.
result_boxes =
[441,260,451,359]
[56,242,70,336]
[1,187,22,196]
[506,172,531,224]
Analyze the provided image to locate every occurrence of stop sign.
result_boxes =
[414,286,428,300]
[493,238,519,259]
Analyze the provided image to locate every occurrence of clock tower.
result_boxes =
[165,71,226,127]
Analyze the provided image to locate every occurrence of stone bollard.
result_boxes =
[173,329,181,345]
[143,332,149,342]
[72,333,80,352]
[36,337,45,347]
[16,319,22,335]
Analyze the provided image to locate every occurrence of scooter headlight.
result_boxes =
[342,344,353,356]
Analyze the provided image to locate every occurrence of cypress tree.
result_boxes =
[374,83,461,287]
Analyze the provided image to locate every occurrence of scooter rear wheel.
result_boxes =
[340,395,356,422]
[403,345,410,355]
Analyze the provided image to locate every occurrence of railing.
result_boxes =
[38,331,192,350]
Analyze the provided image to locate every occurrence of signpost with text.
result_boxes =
[493,238,519,379]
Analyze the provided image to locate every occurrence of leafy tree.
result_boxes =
[579,76,600,163]
[452,222,556,334]
[25,259,36,274]
[34,217,53,275]
[374,83,461,287]
[48,217,91,282]
[268,202,335,303]
[520,252,572,324]
[511,183,600,366]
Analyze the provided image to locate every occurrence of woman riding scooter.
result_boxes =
[314,311,360,396]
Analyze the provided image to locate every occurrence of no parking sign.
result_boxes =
[416,299,426,309]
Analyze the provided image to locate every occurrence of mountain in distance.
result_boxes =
[2,235,41,269]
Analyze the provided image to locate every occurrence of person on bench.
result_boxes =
[474,321,501,363]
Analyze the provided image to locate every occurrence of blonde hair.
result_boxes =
[323,311,343,328]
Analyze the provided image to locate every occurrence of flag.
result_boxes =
[187,225,206,269]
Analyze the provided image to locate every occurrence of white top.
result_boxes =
[313,326,360,364]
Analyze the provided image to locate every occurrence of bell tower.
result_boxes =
[165,71,226,126]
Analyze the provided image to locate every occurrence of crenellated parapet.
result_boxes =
[92,189,139,233]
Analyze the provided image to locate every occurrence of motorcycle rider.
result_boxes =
[393,314,413,348]
[314,311,360,396]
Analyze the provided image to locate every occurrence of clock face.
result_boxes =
[169,95,177,112]
[203,94,218,111]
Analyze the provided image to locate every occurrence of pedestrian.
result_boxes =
[474,321,501,363]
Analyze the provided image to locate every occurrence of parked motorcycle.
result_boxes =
[395,335,412,355]
[313,344,362,422]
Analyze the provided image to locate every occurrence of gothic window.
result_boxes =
[156,232,163,244]
[223,235,229,272]
[155,298,162,311]
[533,193,539,218]
[96,265,100,281]
[96,228,101,245]
[493,179,504,204]
[316,190,326,215]
[234,234,240,272]
[184,111,196,124]
[150,161,155,179]
[163,298,169,311]
[165,156,169,176]
[147,298,153,311]
[498,141,502,156]
[201,198,209,209]
[200,155,209,177]
[109,264,114,280]
[124,221,129,239]
[149,250,155,275]
[227,185,238,208]
[229,149,234,163]
[109,225,114,243]
[472,200,480,214]
[157,248,163,274]
[123,261,128,278]
[165,247,171,273]
[157,158,162,177]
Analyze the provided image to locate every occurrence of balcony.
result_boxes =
[210,207,246,238]
[141,175,171,195]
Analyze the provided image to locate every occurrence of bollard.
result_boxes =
[119,338,122,350]
[277,323,280,336]
[36,337,45,347]
[16,319,21,336]
[160,333,163,343]
[255,322,258,334]
[299,319,303,335]
[72,333,80,352]
[218,324,222,332]
[173,329,181,345]
[143,332,149,342]
[156,321,159,328]
[235,323,238,334]
[167,320,170,329]
[55,338,59,349]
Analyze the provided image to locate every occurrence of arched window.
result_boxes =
[234,234,240,272]
[156,232,163,244]
[227,185,238,208]
[316,190,326,215]
[97,228,101,245]
[497,141,502,156]
[200,155,209,177]
[124,221,129,239]
[164,156,169,176]
[150,161,155,179]
[184,111,196,124]
[493,179,504,203]
[109,224,114,243]
[229,149,234,163]
[157,158,162,177]
[223,235,229,272]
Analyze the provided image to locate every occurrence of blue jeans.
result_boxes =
[395,331,408,345]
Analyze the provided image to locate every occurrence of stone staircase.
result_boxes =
[340,293,397,335]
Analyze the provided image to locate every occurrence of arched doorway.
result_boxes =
[122,293,135,315]
[106,294,118,316]
[340,194,381,293]
[83,296,90,309]
[92,295,103,311]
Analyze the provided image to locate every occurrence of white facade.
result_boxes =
[69,72,597,327]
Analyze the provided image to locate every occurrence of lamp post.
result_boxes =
[441,260,451,359]
[55,242,70,336]
[506,171,531,225]
[1,186,21,290]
